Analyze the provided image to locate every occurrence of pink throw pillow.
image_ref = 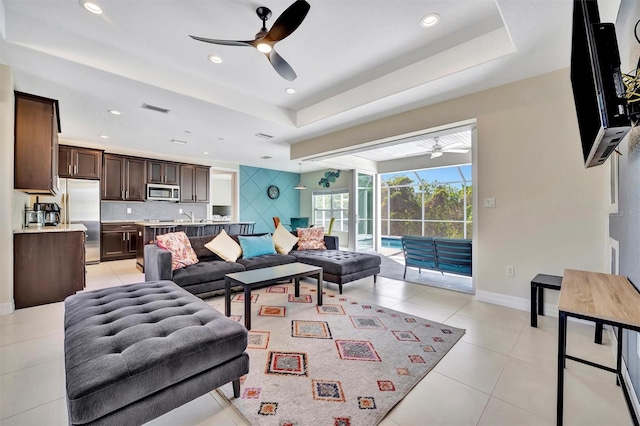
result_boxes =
[297,227,326,250]
[156,231,199,270]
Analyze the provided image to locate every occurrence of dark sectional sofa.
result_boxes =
[144,234,381,296]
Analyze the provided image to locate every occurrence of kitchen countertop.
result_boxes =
[100,220,138,223]
[14,224,87,234]
[134,220,246,226]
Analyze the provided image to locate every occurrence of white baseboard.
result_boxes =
[475,290,529,311]
[0,300,15,315]
[475,290,597,326]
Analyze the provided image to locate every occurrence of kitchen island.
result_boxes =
[13,224,87,308]
[134,220,255,272]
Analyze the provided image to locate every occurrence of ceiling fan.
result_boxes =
[189,0,311,81]
[426,137,470,159]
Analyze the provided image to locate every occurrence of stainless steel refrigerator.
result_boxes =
[40,179,101,264]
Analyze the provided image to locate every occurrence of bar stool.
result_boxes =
[239,222,255,234]
[183,225,202,237]
[149,225,176,243]
[531,273,603,343]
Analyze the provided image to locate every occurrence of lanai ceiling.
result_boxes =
[0,0,588,172]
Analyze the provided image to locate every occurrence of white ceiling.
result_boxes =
[1,0,578,173]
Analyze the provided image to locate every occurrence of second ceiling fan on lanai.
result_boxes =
[425,137,470,159]
[189,0,311,81]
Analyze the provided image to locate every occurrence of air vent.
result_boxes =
[261,155,273,159]
[255,133,274,139]
[171,139,188,145]
[141,103,170,114]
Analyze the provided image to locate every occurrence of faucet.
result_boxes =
[182,211,195,223]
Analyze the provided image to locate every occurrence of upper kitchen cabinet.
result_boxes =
[59,145,103,180]
[147,160,179,185]
[14,91,61,194]
[180,164,210,203]
[102,154,146,201]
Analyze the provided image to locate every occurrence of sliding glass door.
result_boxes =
[354,171,376,251]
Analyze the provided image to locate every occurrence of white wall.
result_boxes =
[299,169,352,248]
[0,63,29,314]
[211,173,233,206]
[292,69,608,302]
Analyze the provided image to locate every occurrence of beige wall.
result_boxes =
[293,69,608,302]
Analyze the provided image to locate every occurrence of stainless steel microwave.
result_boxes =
[146,184,180,202]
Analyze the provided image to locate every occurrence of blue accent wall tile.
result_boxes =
[239,165,300,233]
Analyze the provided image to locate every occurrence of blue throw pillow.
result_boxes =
[238,234,277,259]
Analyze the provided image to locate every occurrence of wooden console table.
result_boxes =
[557,269,640,426]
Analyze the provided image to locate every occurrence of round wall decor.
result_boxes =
[267,185,280,199]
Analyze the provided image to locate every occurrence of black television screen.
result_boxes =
[570,0,631,168]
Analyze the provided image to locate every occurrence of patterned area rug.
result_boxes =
[214,282,465,425]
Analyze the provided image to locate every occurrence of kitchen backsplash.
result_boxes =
[101,201,208,222]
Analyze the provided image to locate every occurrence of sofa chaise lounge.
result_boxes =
[144,233,381,296]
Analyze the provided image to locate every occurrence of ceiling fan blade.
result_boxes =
[263,0,310,43]
[189,35,253,47]
[444,149,470,153]
[267,49,297,81]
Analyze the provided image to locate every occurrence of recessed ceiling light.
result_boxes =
[80,0,103,14]
[207,54,222,64]
[171,139,188,145]
[285,88,296,94]
[108,109,120,115]
[202,151,209,155]
[99,135,109,139]
[420,13,440,28]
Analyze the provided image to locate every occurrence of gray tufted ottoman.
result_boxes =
[64,280,249,426]
[289,250,381,293]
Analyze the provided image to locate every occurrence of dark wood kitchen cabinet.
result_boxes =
[58,145,102,179]
[147,160,179,185]
[14,91,61,194]
[180,164,210,203]
[14,230,85,309]
[102,154,146,201]
[100,223,139,261]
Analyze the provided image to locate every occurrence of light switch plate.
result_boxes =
[484,198,496,208]
[126,208,131,214]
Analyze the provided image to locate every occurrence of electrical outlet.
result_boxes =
[126,208,131,214]
[505,265,515,277]
[179,209,183,214]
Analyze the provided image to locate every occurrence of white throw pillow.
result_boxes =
[272,223,299,254]
[204,229,242,262]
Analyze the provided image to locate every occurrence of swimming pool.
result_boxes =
[381,237,402,249]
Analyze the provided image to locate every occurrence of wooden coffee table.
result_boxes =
[224,263,323,330]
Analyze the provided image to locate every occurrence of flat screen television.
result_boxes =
[570,0,631,168]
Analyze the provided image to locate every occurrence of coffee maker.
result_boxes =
[42,203,61,226]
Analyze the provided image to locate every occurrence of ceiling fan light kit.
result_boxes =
[189,0,311,81]
[425,136,470,158]
[80,0,103,14]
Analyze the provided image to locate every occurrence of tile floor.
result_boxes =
[0,259,634,425]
